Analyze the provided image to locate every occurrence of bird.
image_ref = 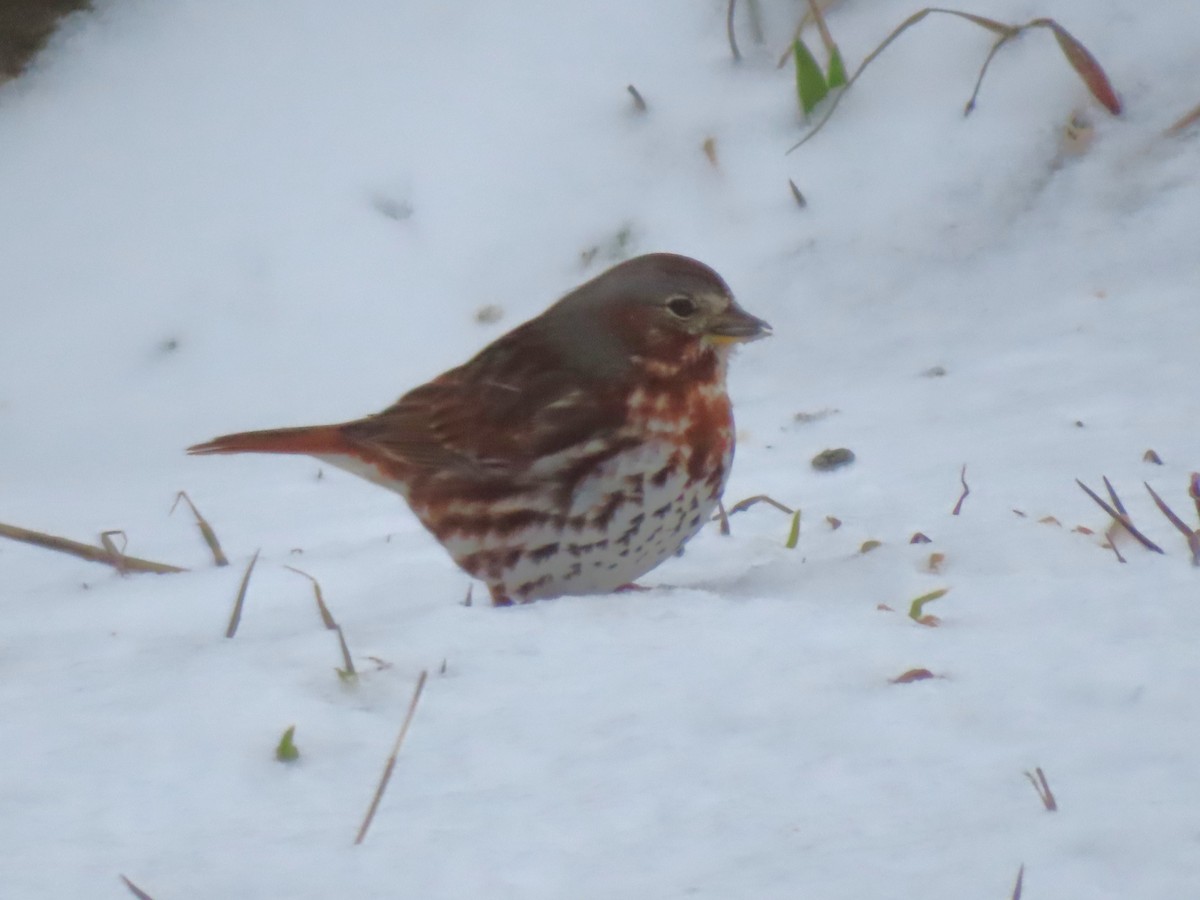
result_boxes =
[188,253,770,605]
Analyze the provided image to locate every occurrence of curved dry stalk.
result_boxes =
[788,8,1120,153]
[724,494,796,516]
[170,491,229,566]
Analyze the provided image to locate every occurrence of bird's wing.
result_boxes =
[342,357,626,477]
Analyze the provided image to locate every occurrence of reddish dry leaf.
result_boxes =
[914,614,941,627]
[1073,525,1094,535]
[891,668,936,684]
[910,532,932,544]
[1039,516,1062,526]
[826,515,842,530]
[876,603,894,612]
[927,552,946,573]
[1041,19,1122,115]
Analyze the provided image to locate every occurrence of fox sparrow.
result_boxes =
[189,253,770,604]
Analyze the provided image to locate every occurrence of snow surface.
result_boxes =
[2,0,1199,896]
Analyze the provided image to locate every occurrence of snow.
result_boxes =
[3,0,1199,896]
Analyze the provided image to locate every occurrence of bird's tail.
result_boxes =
[187,424,349,457]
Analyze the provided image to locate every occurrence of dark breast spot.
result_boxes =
[616,513,645,546]
[649,458,679,488]
[592,491,626,528]
[516,575,553,598]
[528,542,560,563]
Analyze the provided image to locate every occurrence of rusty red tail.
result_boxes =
[187,424,349,457]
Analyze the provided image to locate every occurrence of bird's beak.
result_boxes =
[705,301,772,345]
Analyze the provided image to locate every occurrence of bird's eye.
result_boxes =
[666,296,699,318]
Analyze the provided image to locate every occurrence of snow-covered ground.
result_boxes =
[3,0,1199,896]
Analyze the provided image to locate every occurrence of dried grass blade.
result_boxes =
[952,464,970,515]
[964,31,1019,115]
[119,875,157,900]
[1011,864,1025,900]
[725,494,796,516]
[790,8,1119,151]
[1102,475,1129,517]
[726,0,741,62]
[788,8,934,151]
[626,84,647,113]
[171,491,229,566]
[100,530,130,576]
[285,565,337,629]
[926,6,1013,34]
[1076,479,1164,554]
[334,625,357,677]
[0,521,186,574]
[354,670,429,845]
[1144,483,1200,566]
[1143,482,1193,537]
[1165,101,1200,137]
[225,549,261,639]
[1024,766,1058,811]
[716,499,731,536]
[807,0,836,53]
[775,0,853,68]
